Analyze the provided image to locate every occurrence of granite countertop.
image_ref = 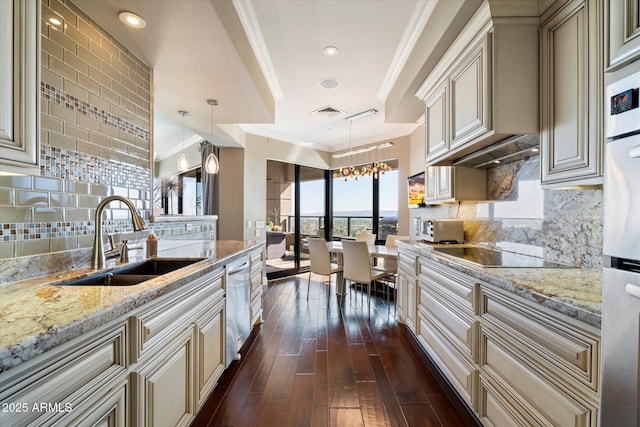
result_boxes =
[396,241,602,329]
[0,240,264,373]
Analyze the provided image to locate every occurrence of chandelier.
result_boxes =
[332,109,393,181]
[333,161,392,181]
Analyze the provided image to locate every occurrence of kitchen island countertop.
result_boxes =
[0,240,264,373]
[397,241,602,328]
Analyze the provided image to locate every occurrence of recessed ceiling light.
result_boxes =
[323,46,339,57]
[319,78,340,89]
[119,11,146,29]
[49,17,62,26]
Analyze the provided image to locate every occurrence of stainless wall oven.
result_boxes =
[600,71,640,427]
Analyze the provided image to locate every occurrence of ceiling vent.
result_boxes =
[312,105,346,118]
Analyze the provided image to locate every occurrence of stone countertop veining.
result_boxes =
[0,240,264,373]
[396,241,602,328]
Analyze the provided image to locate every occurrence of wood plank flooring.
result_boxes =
[193,274,479,427]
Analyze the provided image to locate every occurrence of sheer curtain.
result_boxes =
[200,141,219,216]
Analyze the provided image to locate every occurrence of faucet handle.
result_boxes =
[107,234,115,250]
[120,240,129,262]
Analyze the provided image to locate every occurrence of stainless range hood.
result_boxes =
[453,134,540,168]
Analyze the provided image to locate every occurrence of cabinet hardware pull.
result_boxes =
[625,283,640,299]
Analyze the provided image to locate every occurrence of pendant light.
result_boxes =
[177,110,190,171]
[204,99,220,174]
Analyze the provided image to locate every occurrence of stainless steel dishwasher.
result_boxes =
[225,256,251,367]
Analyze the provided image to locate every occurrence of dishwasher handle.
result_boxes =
[227,260,250,275]
[625,283,640,299]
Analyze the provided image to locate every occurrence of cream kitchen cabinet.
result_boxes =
[417,0,539,166]
[408,253,601,426]
[0,0,39,173]
[131,267,226,426]
[478,284,600,426]
[131,327,196,427]
[425,166,486,203]
[416,257,480,412]
[540,0,604,188]
[396,246,418,332]
[0,320,128,427]
[605,0,640,70]
[0,263,229,427]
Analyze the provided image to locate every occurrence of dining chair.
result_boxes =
[306,237,343,300]
[356,232,376,245]
[381,235,410,304]
[341,240,391,318]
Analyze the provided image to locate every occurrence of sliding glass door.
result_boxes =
[266,160,326,279]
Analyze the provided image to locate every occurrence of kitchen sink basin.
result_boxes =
[109,258,205,275]
[59,258,205,286]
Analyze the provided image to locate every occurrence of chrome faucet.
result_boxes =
[92,196,146,269]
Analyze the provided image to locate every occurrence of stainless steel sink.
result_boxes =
[59,258,205,286]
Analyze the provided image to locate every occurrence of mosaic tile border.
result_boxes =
[0,219,216,242]
[41,146,150,191]
[41,82,150,141]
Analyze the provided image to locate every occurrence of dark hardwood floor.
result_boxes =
[193,274,479,427]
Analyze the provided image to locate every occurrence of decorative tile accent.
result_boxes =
[41,82,149,141]
[40,145,150,191]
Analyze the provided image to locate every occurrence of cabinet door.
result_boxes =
[65,380,128,427]
[606,0,640,70]
[195,301,225,409]
[396,270,408,324]
[450,36,490,150]
[132,328,195,427]
[425,166,438,202]
[541,0,603,187]
[406,274,416,332]
[424,82,448,161]
[480,327,595,427]
[436,166,453,200]
[0,0,39,171]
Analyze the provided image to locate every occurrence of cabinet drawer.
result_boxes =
[132,269,224,361]
[0,322,127,427]
[250,294,263,327]
[398,251,418,276]
[250,269,263,297]
[417,312,476,410]
[480,327,595,427]
[418,283,476,361]
[418,258,477,313]
[478,375,537,427]
[480,285,599,392]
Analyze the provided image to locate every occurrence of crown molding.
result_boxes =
[232,0,284,100]
[377,0,437,100]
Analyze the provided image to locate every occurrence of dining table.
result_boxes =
[326,241,398,295]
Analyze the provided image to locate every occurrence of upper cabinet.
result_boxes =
[540,0,604,188]
[0,0,40,173]
[605,0,640,71]
[416,1,539,166]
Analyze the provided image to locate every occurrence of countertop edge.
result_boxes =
[0,240,264,373]
[396,241,602,329]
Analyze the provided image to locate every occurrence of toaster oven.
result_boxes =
[421,219,464,243]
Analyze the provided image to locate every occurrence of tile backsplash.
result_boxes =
[0,0,153,260]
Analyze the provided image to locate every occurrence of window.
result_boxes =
[332,159,398,241]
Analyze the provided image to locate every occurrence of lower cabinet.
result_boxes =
[410,254,601,426]
[397,246,418,333]
[132,327,196,427]
[0,251,268,427]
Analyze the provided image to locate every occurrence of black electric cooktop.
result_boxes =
[433,247,572,268]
